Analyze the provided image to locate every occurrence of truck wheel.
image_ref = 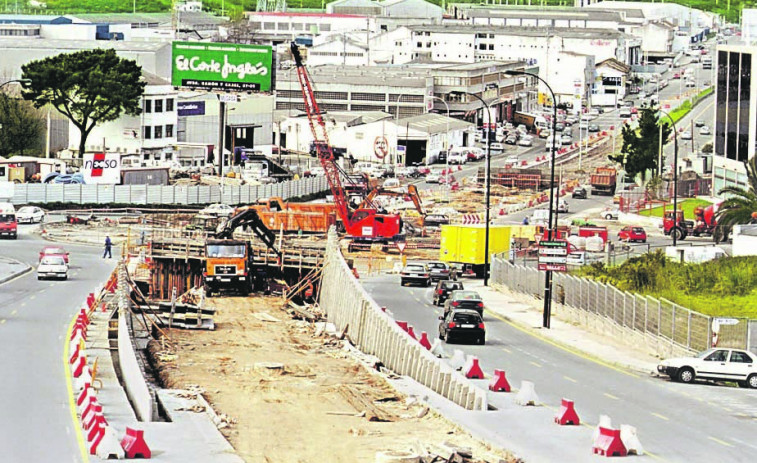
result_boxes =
[672,227,685,241]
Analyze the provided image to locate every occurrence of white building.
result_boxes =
[592,58,630,107]
[245,11,376,39]
[585,1,718,30]
[66,72,178,164]
[742,9,757,45]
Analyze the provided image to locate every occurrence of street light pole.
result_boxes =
[657,107,679,245]
[451,90,492,286]
[506,70,557,329]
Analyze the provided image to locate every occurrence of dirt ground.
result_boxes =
[150,296,517,463]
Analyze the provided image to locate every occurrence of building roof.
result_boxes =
[408,24,624,40]
[326,110,392,124]
[142,70,170,86]
[330,0,380,6]
[71,12,227,26]
[247,11,368,19]
[396,113,474,133]
[0,38,169,52]
[597,57,631,74]
[464,7,625,22]
[0,155,64,164]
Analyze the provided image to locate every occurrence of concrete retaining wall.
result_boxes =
[319,230,488,411]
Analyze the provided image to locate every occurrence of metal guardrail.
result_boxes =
[491,256,752,353]
[7,176,329,206]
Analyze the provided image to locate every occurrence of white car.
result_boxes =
[425,171,441,183]
[556,199,569,213]
[681,131,693,140]
[517,137,533,147]
[448,152,467,165]
[505,156,519,166]
[37,255,68,280]
[699,125,711,135]
[16,206,45,224]
[382,178,400,188]
[657,348,757,388]
[489,142,505,152]
[601,208,620,220]
[200,203,235,218]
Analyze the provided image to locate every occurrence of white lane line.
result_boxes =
[11,310,17,315]
[651,412,669,421]
[708,436,733,447]
[0,319,5,325]
[29,295,36,300]
[563,376,578,383]
[604,393,619,400]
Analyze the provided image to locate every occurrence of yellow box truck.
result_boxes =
[440,225,511,277]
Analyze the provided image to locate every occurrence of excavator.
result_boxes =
[203,208,282,296]
[290,42,404,243]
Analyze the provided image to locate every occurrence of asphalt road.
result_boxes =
[362,274,757,461]
[0,223,115,462]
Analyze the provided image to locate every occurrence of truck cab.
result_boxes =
[662,210,694,241]
[0,202,17,239]
[204,239,251,295]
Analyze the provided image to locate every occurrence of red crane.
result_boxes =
[290,42,403,242]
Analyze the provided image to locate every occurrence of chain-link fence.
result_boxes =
[491,256,750,353]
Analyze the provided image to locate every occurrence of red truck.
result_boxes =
[0,203,18,239]
[663,204,726,242]
[590,167,617,196]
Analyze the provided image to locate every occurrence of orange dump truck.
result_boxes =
[244,197,338,233]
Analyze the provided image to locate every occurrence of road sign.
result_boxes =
[462,214,482,224]
[538,247,568,256]
[538,263,567,272]
[396,241,407,253]
[538,256,568,264]
[539,240,567,248]
[714,318,740,326]
[219,93,239,103]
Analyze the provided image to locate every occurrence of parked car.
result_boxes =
[436,151,448,164]
[588,124,600,133]
[681,130,693,140]
[444,290,485,317]
[490,142,505,152]
[505,155,520,166]
[466,147,485,161]
[601,208,620,220]
[200,203,235,217]
[554,122,565,132]
[427,261,452,282]
[538,129,551,139]
[517,136,533,147]
[504,135,518,145]
[425,170,442,183]
[37,255,68,280]
[307,166,326,177]
[438,308,486,345]
[560,135,573,145]
[699,125,711,135]
[433,280,464,306]
[685,79,696,87]
[382,178,400,188]
[618,226,647,243]
[572,187,587,199]
[657,348,757,388]
[400,263,431,287]
[448,151,467,165]
[16,206,45,224]
[39,245,69,264]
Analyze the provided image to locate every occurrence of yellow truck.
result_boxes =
[440,225,512,277]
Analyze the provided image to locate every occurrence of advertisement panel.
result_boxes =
[172,41,273,92]
[82,153,121,184]
[177,101,206,116]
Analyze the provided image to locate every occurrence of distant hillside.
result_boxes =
[22,0,743,23]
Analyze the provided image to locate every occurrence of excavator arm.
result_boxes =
[214,207,281,257]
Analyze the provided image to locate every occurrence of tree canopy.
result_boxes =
[715,156,757,241]
[610,105,672,183]
[21,48,146,157]
[0,93,45,158]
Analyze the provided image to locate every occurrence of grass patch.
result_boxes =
[576,251,757,318]
[638,198,712,218]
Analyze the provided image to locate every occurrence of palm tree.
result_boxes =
[715,156,757,242]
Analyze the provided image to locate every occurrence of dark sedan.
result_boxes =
[572,187,587,199]
[444,290,485,317]
[400,263,431,287]
[439,309,486,345]
[433,280,464,306]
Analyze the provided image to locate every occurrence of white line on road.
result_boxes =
[563,376,578,383]
[29,295,36,300]
[0,319,5,325]
[529,361,542,368]
[651,412,669,421]
[708,436,733,447]
[603,393,619,400]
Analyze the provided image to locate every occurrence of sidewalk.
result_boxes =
[0,256,31,285]
[465,279,660,376]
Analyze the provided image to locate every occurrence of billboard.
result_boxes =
[172,42,273,92]
[177,101,206,116]
[82,153,121,184]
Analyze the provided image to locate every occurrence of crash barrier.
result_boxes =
[490,257,752,356]
[7,176,329,206]
[319,229,488,410]
[68,267,152,458]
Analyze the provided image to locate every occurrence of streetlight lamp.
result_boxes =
[450,89,492,286]
[430,95,450,200]
[505,69,558,329]
[657,107,680,246]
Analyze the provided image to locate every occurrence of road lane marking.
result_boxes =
[0,319,5,325]
[20,302,26,307]
[11,310,17,315]
[708,436,733,447]
[651,412,669,421]
[29,295,36,300]
[64,315,90,462]
[563,376,577,383]
[502,347,512,353]
[529,361,542,368]
[483,309,638,378]
[603,393,619,400]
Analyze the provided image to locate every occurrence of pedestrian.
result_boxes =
[103,235,112,259]
[522,216,530,225]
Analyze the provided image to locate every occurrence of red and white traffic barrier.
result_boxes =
[488,369,511,392]
[514,380,539,406]
[463,356,485,379]
[554,398,580,425]
[121,427,151,459]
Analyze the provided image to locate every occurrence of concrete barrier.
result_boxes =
[319,229,488,411]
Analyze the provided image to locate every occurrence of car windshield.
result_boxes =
[454,291,480,300]
[206,244,246,258]
[406,265,425,272]
[452,313,481,324]
[44,248,65,254]
[695,349,716,359]
[41,256,65,265]
[632,228,645,233]
[0,214,14,223]
[18,207,33,213]
[428,263,446,269]
[442,282,463,290]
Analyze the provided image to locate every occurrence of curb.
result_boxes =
[0,257,32,285]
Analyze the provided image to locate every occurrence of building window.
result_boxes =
[738,53,750,163]
[144,126,152,139]
[155,99,163,113]
[726,51,739,160]
[321,24,331,31]
[263,22,275,30]
[314,91,348,100]
[389,94,424,103]
[144,100,152,113]
[166,124,174,138]
[277,23,289,30]
[352,92,386,102]
[154,125,163,139]
[715,50,727,158]
[166,98,174,112]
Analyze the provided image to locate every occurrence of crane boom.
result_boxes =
[290,43,352,229]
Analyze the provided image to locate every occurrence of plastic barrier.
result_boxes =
[620,425,644,455]
[406,325,417,340]
[97,426,126,459]
[463,357,485,379]
[418,332,432,350]
[121,427,152,459]
[449,349,466,370]
[429,340,446,358]
[396,320,408,332]
[72,355,88,378]
[592,427,627,457]
[554,398,580,425]
[488,369,511,392]
[515,380,539,406]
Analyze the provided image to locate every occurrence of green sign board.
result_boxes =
[171,41,272,92]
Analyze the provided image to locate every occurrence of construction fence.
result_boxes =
[319,229,488,410]
[6,176,329,206]
[491,256,755,355]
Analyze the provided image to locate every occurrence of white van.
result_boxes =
[354,162,375,175]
